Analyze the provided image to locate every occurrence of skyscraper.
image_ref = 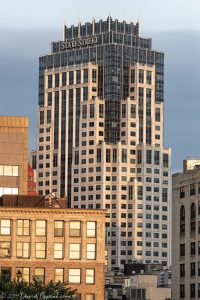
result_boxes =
[37,17,171,269]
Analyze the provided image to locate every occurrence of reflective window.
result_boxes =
[68,269,81,283]
[16,268,30,282]
[0,165,18,176]
[69,244,81,259]
[70,221,81,237]
[0,242,11,257]
[35,243,46,259]
[55,268,64,283]
[36,220,46,236]
[35,268,45,283]
[86,244,96,260]
[17,242,30,258]
[86,295,95,300]
[86,269,95,284]
[54,243,63,259]
[0,220,11,235]
[17,220,30,236]
[87,222,96,237]
[54,221,64,237]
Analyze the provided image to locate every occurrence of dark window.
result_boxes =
[191,283,195,298]
[69,71,74,85]
[190,184,196,196]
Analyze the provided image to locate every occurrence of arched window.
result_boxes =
[180,205,185,235]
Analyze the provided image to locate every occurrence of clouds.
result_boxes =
[0,28,200,172]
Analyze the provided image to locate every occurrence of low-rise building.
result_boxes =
[0,195,105,300]
[126,274,171,300]
[172,159,200,299]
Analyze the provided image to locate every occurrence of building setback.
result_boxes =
[172,159,200,300]
[0,195,105,300]
[37,16,171,269]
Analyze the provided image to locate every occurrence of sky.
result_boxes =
[0,0,200,172]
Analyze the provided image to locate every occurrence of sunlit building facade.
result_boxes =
[37,17,171,269]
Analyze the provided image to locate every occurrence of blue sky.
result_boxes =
[0,0,200,172]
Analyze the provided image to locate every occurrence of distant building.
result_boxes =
[27,163,37,195]
[126,274,171,300]
[30,150,37,170]
[0,195,105,300]
[0,116,28,196]
[172,159,200,299]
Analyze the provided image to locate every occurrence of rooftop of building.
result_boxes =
[0,116,28,128]
[63,16,140,40]
[0,194,105,214]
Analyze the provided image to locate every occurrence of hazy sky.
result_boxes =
[1,0,200,31]
[0,0,200,172]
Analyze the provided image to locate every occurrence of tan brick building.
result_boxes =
[0,195,105,300]
[0,116,28,195]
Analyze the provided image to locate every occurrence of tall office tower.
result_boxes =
[172,159,200,300]
[37,17,171,269]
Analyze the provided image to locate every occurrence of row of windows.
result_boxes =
[180,283,200,298]
[137,250,167,257]
[0,187,18,197]
[130,69,152,85]
[0,165,19,177]
[47,68,96,88]
[0,241,96,260]
[2,266,96,288]
[180,183,200,198]
[0,220,96,237]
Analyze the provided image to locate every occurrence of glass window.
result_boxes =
[4,166,12,176]
[0,165,3,175]
[69,244,81,259]
[16,268,30,282]
[0,220,11,235]
[54,243,63,259]
[16,242,30,258]
[35,243,46,259]
[54,221,64,237]
[36,220,46,236]
[87,244,96,260]
[55,268,64,283]
[86,269,95,284]
[0,242,11,257]
[83,69,88,83]
[35,268,45,283]
[87,222,96,237]
[86,295,95,300]
[70,221,81,237]
[17,220,30,236]
[68,269,81,283]
[12,166,18,176]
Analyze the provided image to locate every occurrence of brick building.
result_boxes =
[0,195,105,300]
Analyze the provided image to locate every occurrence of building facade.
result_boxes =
[0,197,105,300]
[37,17,171,269]
[0,116,28,196]
[172,160,200,300]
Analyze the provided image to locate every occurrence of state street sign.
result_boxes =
[60,36,98,51]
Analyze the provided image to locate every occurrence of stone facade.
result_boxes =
[172,160,200,300]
